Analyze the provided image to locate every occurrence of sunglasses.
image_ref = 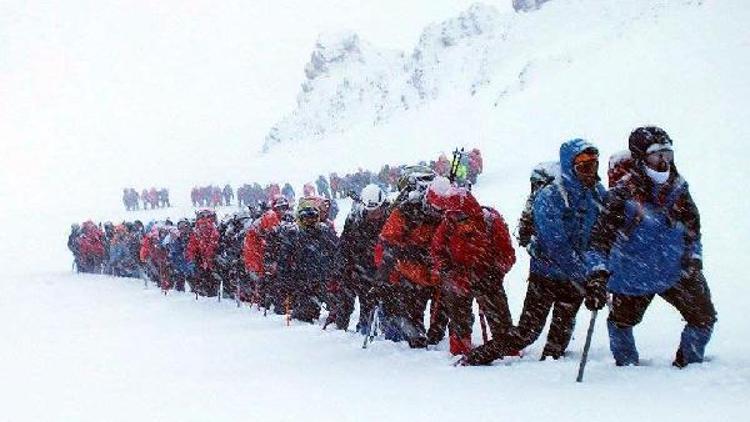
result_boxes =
[645,149,674,167]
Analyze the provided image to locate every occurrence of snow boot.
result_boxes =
[673,325,713,368]
[608,320,639,366]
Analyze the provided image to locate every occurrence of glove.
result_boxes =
[584,271,608,311]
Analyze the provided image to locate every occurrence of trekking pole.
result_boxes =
[576,310,598,383]
[285,296,291,326]
[140,267,148,289]
[218,277,223,303]
[235,277,241,308]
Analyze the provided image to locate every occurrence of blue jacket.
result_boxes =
[109,239,139,278]
[588,168,702,296]
[168,235,195,276]
[530,139,606,283]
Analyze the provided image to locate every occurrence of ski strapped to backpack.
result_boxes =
[448,147,465,184]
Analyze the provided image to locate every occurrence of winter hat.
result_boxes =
[628,126,673,159]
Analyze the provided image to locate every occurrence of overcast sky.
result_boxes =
[1,0,499,209]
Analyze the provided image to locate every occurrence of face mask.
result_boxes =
[644,165,670,185]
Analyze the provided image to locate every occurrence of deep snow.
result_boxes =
[2,268,747,422]
[1,0,750,420]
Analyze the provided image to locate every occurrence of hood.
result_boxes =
[559,138,598,192]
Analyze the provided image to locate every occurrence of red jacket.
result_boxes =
[430,191,486,293]
[379,205,439,287]
[186,217,219,270]
[78,221,105,258]
[430,190,515,294]
[242,210,281,275]
[139,230,156,263]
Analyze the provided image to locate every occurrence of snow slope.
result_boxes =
[2,271,747,422]
[1,0,750,420]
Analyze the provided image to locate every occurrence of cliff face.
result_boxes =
[262,0,714,153]
[262,4,510,152]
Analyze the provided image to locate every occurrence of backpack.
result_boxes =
[517,162,560,247]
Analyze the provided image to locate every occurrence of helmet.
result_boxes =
[397,165,436,192]
[628,126,673,159]
[360,184,386,210]
[271,194,289,210]
[196,209,216,221]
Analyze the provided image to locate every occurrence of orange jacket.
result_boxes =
[379,206,439,287]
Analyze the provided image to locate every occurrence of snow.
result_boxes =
[2,0,750,420]
[1,267,747,421]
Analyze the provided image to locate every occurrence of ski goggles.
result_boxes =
[573,152,599,176]
[645,149,674,167]
[297,207,319,220]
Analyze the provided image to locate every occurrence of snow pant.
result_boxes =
[194,267,220,297]
[608,271,717,366]
[171,271,188,292]
[337,273,379,334]
[427,273,513,345]
[268,276,291,316]
[156,260,171,291]
[439,288,474,355]
[465,273,583,365]
[355,282,378,334]
[324,281,354,331]
[475,278,514,341]
[377,284,404,342]
[426,288,448,344]
[219,268,245,299]
[291,281,323,323]
[79,256,103,273]
[382,281,433,348]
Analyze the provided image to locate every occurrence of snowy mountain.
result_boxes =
[263,0,716,155]
[263,3,504,151]
[264,32,407,151]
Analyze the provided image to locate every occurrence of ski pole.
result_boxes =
[218,276,223,303]
[576,310,598,383]
[285,295,291,326]
[235,276,241,308]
